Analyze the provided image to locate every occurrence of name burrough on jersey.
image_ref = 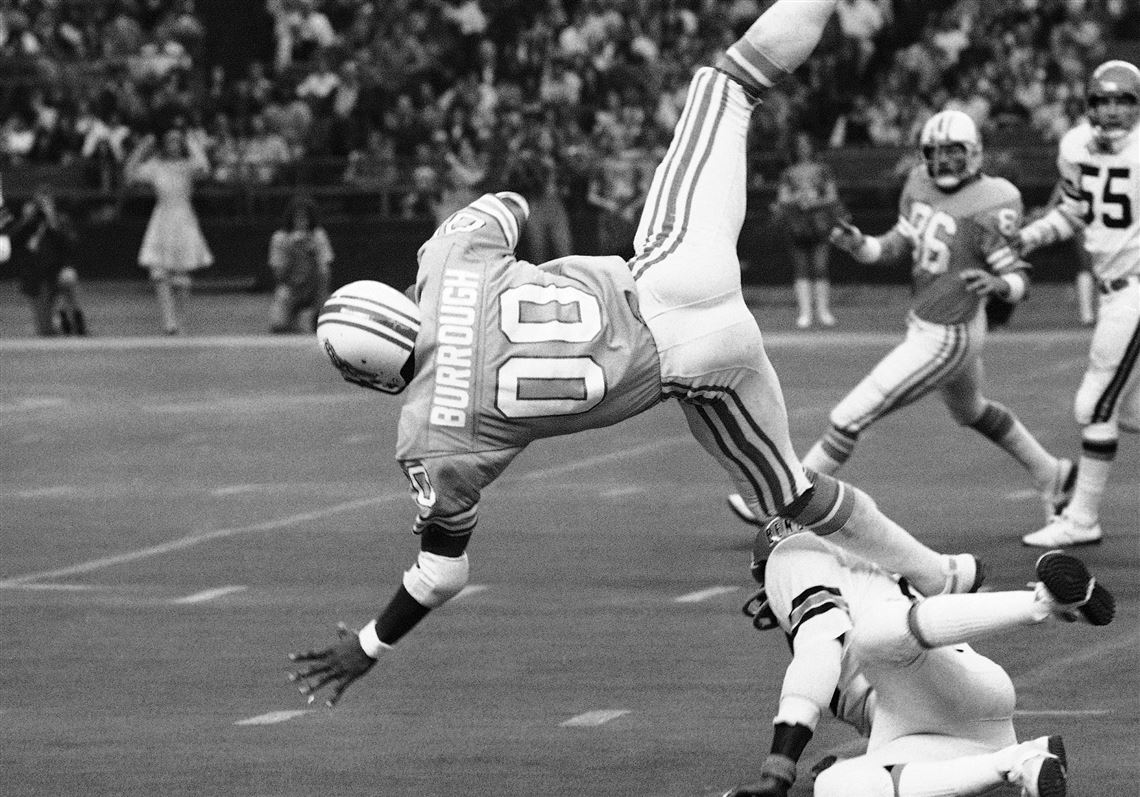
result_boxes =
[431,268,481,428]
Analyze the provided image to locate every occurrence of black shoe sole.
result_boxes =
[1036,754,1067,797]
[1047,736,1068,774]
[1036,551,1116,626]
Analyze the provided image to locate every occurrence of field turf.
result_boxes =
[1,281,1136,796]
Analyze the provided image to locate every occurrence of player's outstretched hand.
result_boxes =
[719,775,791,797]
[959,268,1008,297]
[287,622,376,708]
[828,219,864,253]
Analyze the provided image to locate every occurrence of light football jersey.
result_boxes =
[898,167,1027,325]
[396,193,663,526]
[1057,121,1139,281]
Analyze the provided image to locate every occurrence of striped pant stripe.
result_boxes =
[848,322,969,432]
[630,68,735,281]
[670,382,800,514]
[1092,317,1140,423]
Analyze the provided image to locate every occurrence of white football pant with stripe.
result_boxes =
[631,67,812,516]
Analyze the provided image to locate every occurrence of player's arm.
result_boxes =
[829,216,916,264]
[961,204,1032,302]
[1017,160,1088,254]
[287,451,519,708]
[729,578,850,797]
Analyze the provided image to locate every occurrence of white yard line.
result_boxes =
[560,710,630,727]
[0,494,400,588]
[234,710,313,726]
[674,586,738,603]
[171,585,247,604]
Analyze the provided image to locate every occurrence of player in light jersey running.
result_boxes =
[729,110,1072,528]
[287,0,984,709]
[1016,60,1140,548]
[720,521,1114,797]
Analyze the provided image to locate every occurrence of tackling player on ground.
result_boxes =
[287,0,984,709]
[1014,60,1140,549]
[721,521,1114,797]
[729,109,1073,528]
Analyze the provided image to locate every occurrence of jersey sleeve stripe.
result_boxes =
[472,195,519,250]
[789,599,849,641]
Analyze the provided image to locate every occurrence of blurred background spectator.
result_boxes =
[267,193,332,333]
[0,0,1131,292]
[10,182,85,335]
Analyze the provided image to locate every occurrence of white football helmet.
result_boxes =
[919,110,983,191]
[1086,60,1140,149]
[317,280,420,394]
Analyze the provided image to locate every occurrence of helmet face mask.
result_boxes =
[1087,60,1140,148]
[919,110,983,191]
[317,280,421,395]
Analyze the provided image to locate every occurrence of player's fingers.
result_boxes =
[291,662,333,684]
[301,671,340,701]
[288,646,332,662]
[326,678,355,709]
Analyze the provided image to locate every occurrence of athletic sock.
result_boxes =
[1065,440,1115,526]
[909,591,1045,649]
[803,425,856,474]
[969,401,1056,487]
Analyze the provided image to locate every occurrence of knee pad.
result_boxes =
[402,551,469,608]
[848,599,923,667]
[814,759,894,797]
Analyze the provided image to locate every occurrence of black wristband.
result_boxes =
[374,584,431,644]
[769,721,813,761]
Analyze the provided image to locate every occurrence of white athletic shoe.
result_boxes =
[1006,738,1067,797]
[817,309,836,327]
[1040,458,1077,521]
[942,553,986,594]
[1022,514,1103,548]
[727,493,761,526]
[795,312,812,329]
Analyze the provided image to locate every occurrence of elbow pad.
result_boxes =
[403,550,469,608]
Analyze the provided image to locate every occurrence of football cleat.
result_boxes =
[1022,515,1103,548]
[1035,550,1115,625]
[1006,740,1067,797]
[942,553,986,594]
[1041,459,1077,522]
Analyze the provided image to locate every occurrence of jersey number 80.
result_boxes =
[495,284,606,418]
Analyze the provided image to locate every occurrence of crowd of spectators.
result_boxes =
[0,0,1134,232]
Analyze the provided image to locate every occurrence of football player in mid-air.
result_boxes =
[727,109,1074,529]
[1013,60,1140,549]
[721,521,1115,797]
[287,0,985,710]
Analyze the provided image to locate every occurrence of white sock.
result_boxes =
[999,420,1058,488]
[910,591,1045,649]
[1065,449,1113,526]
[802,441,842,474]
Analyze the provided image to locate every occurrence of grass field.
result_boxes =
[1,281,1136,796]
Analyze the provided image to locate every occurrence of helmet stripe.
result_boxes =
[320,300,419,340]
[328,294,420,328]
[317,316,416,353]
